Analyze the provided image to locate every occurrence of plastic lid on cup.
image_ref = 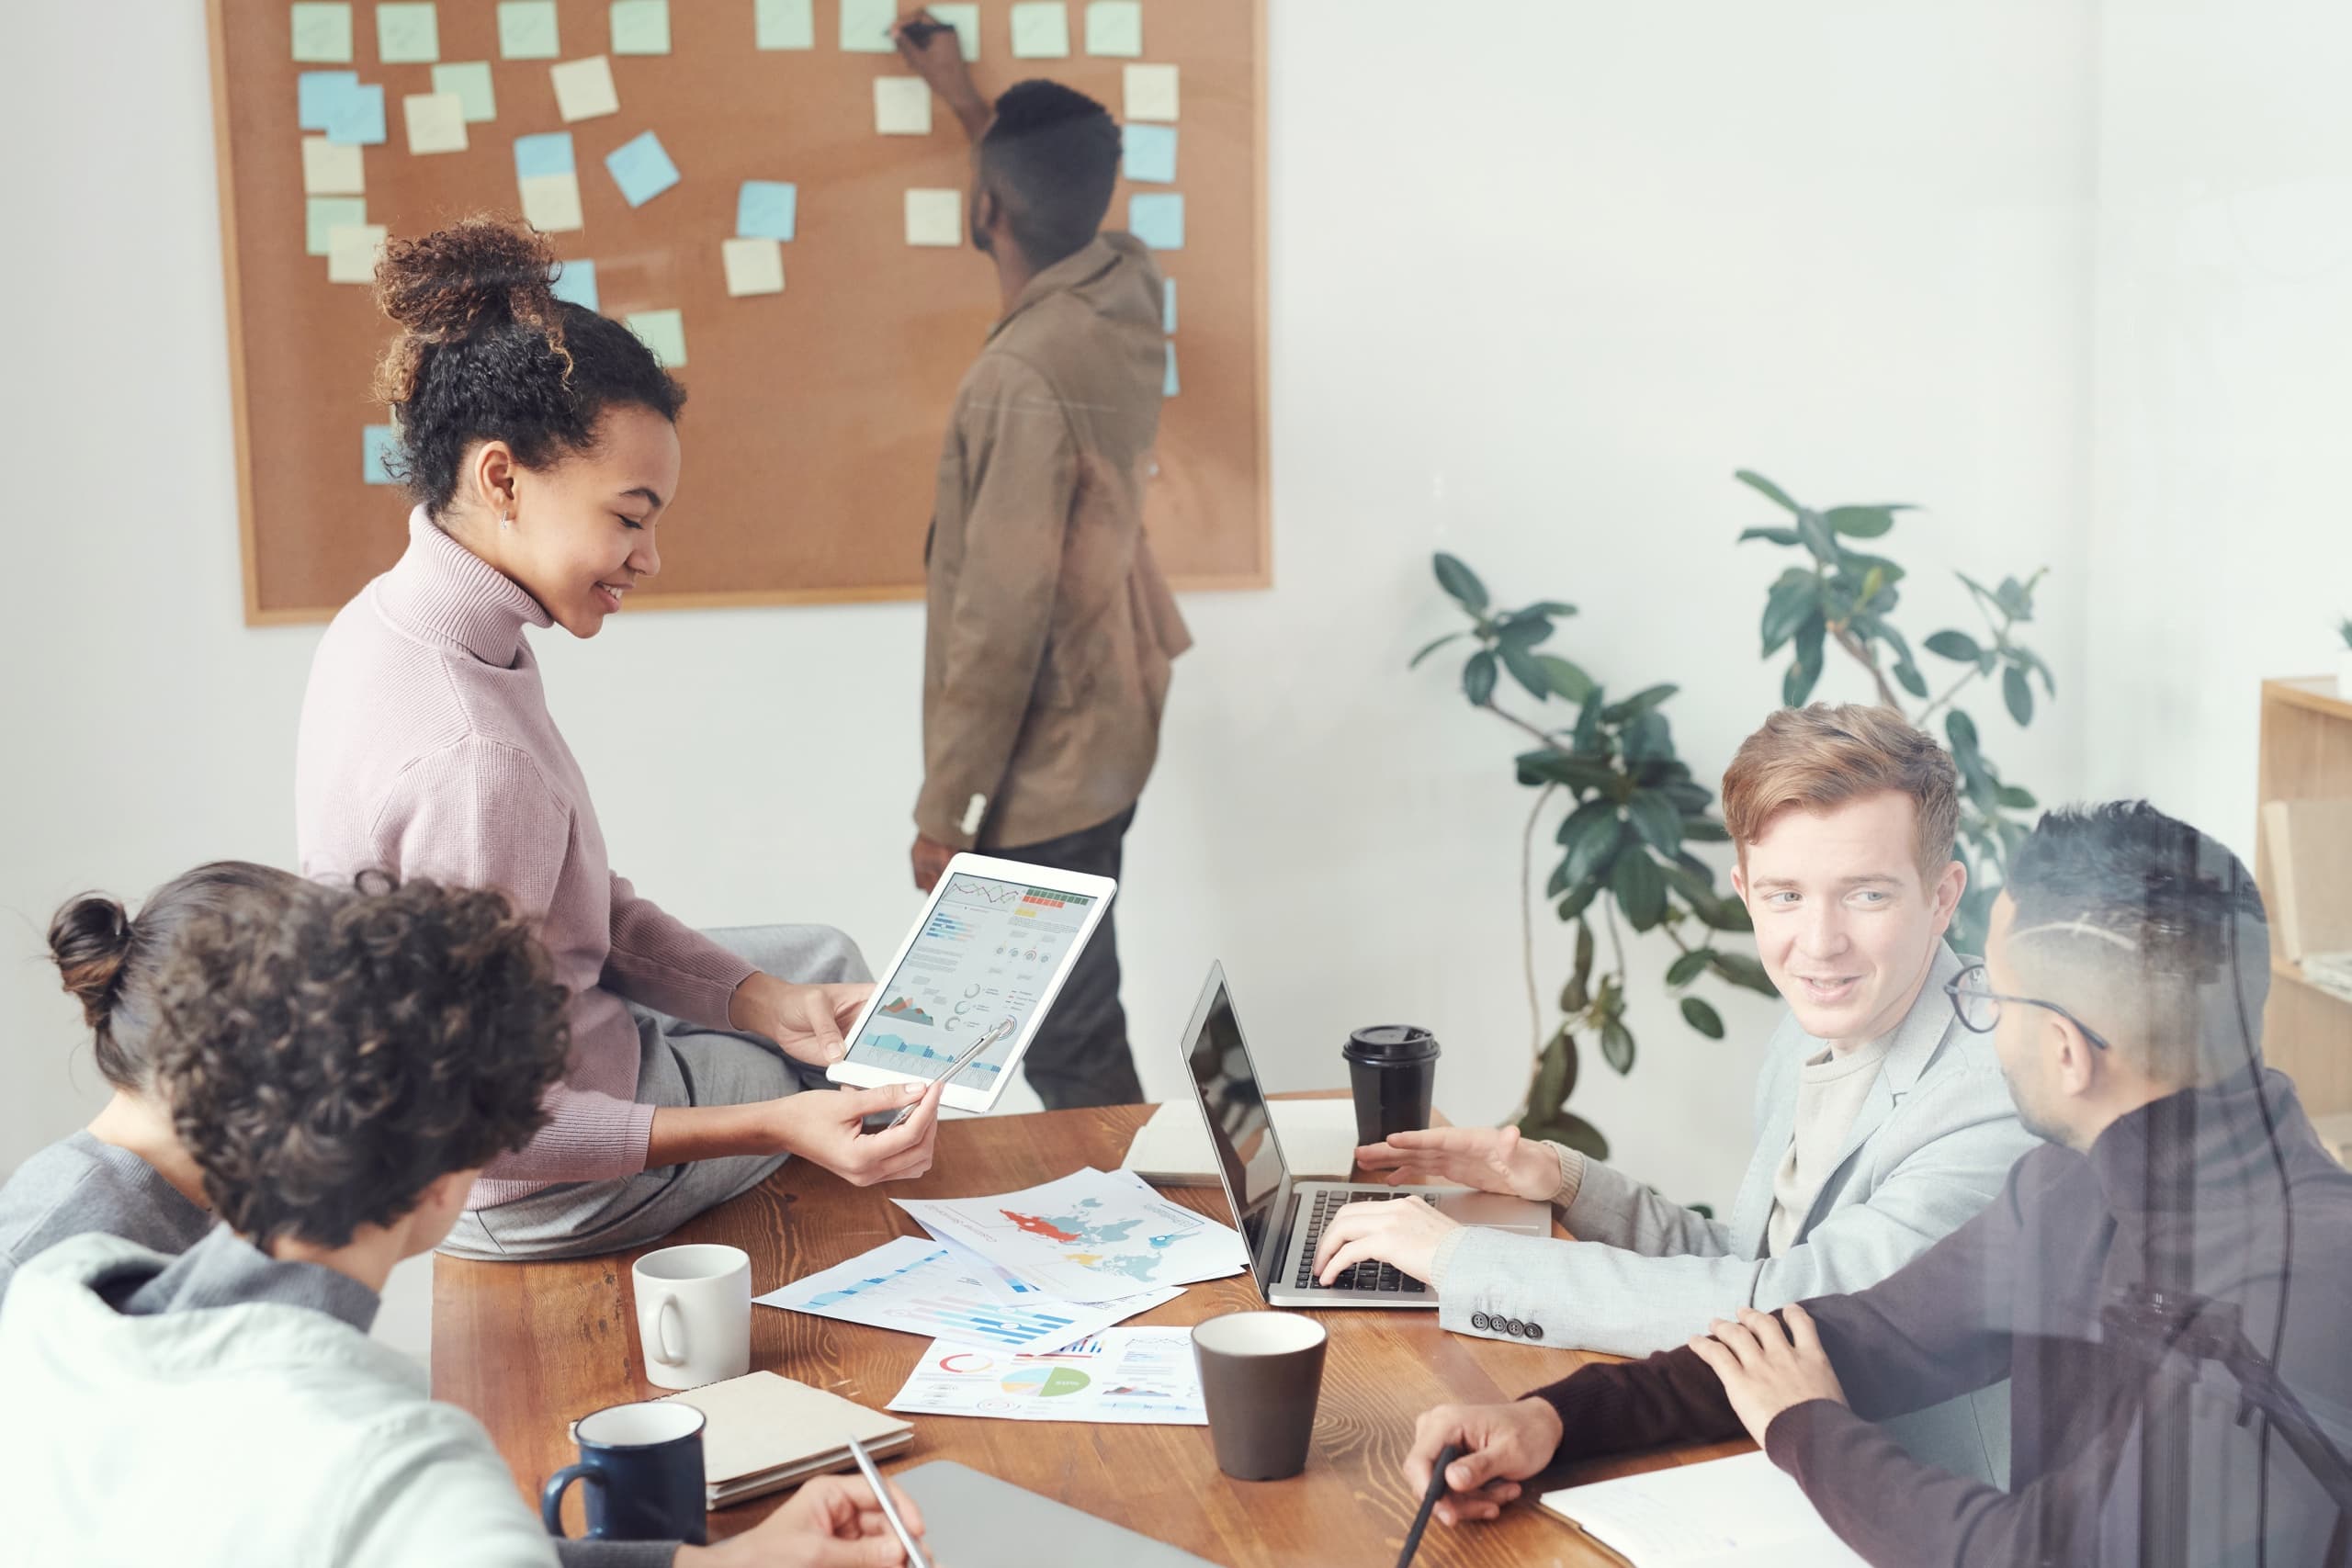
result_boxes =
[1342,1025,1439,1064]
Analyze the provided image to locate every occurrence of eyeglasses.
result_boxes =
[1944,963,2113,1051]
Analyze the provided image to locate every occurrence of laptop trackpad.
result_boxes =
[1429,1190,1548,1235]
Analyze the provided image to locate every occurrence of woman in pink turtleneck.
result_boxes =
[296,218,943,1259]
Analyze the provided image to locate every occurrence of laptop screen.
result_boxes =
[1179,964,1291,1286]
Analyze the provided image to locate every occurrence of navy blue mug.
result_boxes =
[542,1400,708,1546]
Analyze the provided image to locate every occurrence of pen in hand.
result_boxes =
[846,1433,933,1568]
[1396,1442,1464,1568]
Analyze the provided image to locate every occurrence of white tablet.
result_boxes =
[826,853,1117,1113]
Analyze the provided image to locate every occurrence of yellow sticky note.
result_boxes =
[610,0,670,54]
[518,171,584,232]
[301,134,365,195]
[1124,63,1177,122]
[377,2,439,62]
[403,91,469,153]
[1009,3,1069,58]
[549,55,620,121]
[905,187,962,247]
[1084,1,1140,56]
[431,61,497,122]
[326,222,388,284]
[874,77,933,136]
[290,3,353,62]
[721,237,786,296]
[626,308,687,367]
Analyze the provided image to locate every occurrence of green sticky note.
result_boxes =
[929,3,980,59]
[626,308,687,367]
[377,3,439,62]
[610,0,670,55]
[306,196,367,256]
[839,0,896,52]
[290,3,353,62]
[430,61,497,121]
[498,0,560,58]
[754,0,813,49]
[1084,0,1141,57]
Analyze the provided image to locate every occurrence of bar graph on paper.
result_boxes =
[753,1235,1180,1354]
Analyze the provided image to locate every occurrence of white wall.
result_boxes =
[1,1,2100,1348]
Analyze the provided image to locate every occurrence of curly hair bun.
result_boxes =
[375,215,559,346]
[49,894,132,1029]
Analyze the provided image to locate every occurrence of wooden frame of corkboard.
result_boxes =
[208,0,1269,626]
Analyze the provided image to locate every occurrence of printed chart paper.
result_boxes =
[894,1167,1245,1303]
[755,1235,1177,1351]
[888,1329,1207,1425]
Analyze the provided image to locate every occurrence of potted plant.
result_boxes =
[2338,618,2352,697]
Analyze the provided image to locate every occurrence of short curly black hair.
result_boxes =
[152,873,572,1248]
[979,81,1120,266]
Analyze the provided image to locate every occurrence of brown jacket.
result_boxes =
[916,234,1193,850]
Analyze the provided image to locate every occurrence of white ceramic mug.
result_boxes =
[631,1244,752,1390]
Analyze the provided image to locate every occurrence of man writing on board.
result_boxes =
[893,14,1192,1111]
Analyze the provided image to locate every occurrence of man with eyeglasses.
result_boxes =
[1401,800,2352,1567]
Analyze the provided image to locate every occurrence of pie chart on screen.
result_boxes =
[1001,1365,1091,1397]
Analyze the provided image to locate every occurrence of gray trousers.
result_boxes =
[438,924,871,1262]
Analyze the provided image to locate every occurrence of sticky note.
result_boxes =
[1085,1,1141,56]
[498,0,560,58]
[1122,123,1175,183]
[291,4,353,62]
[550,258,599,311]
[736,180,797,241]
[403,92,469,153]
[839,0,896,51]
[298,71,356,130]
[1010,4,1069,57]
[722,237,786,297]
[610,0,670,54]
[324,82,386,145]
[301,135,365,195]
[1162,276,1176,333]
[875,77,933,135]
[514,130,575,178]
[363,423,401,484]
[519,171,584,231]
[305,196,368,256]
[626,308,687,367]
[326,222,388,284]
[605,130,680,206]
[550,55,620,121]
[1162,341,1178,397]
[376,2,439,62]
[905,187,962,247]
[929,3,980,59]
[755,0,814,48]
[1124,62,1177,121]
[1127,192,1182,250]
[431,62,497,122]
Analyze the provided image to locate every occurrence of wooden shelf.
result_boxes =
[2263,676,2352,724]
[2257,680,2352,1115]
[2274,958,2352,1006]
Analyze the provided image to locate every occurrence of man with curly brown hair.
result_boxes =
[0,872,930,1567]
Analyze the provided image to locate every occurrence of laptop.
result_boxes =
[1177,962,1548,1309]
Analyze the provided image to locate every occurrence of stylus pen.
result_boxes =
[886,1018,1012,1129]
[1395,1443,1464,1568]
[846,1434,933,1568]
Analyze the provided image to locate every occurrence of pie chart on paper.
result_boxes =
[1001,1364,1091,1397]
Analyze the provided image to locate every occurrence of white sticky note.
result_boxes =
[839,0,896,51]
[326,222,388,284]
[626,308,687,367]
[1124,62,1177,121]
[609,0,670,54]
[1084,0,1140,56]
[722,237,786,296]
[929,2,980,59]
[754,0,813,48]
[1009,3,1069,57]
[518,170,584,231]
[874,76,933,135]
[301,134,365,195]
[376,2,439,62]
[431,61,497,122]
[403,91,469,153]
[498,0,560,58]
[290,3,354,62]
[905,187,962,247]
[305,196,367,256]
[550,55,620,121]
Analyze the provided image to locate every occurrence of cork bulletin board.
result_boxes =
[207,0,1269,624]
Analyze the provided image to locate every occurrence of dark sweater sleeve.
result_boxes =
[1528,1343,1749,1461]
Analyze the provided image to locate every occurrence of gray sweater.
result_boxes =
[0,1130,213,1307]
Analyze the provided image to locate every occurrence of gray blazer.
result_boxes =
[1439,942,2035,1482]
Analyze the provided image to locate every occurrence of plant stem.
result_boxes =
[1481,696,1572,754]
[1520,782,1559,1058]
[1831,625,1905,710]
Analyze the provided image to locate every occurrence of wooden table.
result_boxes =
[435,1105,1747,1567]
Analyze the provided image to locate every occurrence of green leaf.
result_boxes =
[1738,526,1803,547]
[1893,658,1928,700]
[1680,997,1726,1039]
[1433,553,1488,614]
[1603,684,1679,724]
[1408,631,1465,669]
[1524,600,1579,617]
[1572,692,1607,755]
[1734,469,1803,514]
[1996,575,2034,620]
[1925,630,1983,663]
[1555,796,1617,847]
[1536,655,1598,704]
[1666,947,1716,987]
[1600,1020,1636,1075]
[1626,791,1684,854]
[1760,574,1821,656]
[1544,855,1573,899]
[2003,665,2034,726]
[1463,649,1497,705]
[1574,919,1596,989]
[1699,893,1755,932]
[1709,951,1776,994]
[1680,817,1732,842]
[1495,613,1553,648]
[1555,880,1601,922]
[1783,612,1826,705]
[1565,813,1630,889]
[1612,848,1668,931]
[1521,1111,1610,1161]
[1824,504,1907,538]
[1996,784,2038,811]
[1623,709,1674,766]
[1529,1031,1571,1122]
[1499,640,1553,702]
[2008,645,2058,697]
[1946,708,1981,756]
[1795,509,1838,562]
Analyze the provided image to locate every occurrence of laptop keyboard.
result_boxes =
[1294,1190,1429,1294]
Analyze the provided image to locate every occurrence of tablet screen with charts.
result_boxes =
[827,854,1117,1113]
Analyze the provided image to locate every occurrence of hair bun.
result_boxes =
[374,215,560,346]
[49,894,133,1030]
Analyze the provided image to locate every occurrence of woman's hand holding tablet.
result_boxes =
[727,975,878,1066]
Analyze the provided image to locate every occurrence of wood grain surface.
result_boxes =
[434,1103,1748,1566]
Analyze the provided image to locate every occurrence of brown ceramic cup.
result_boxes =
[1191,1311,1328,1481]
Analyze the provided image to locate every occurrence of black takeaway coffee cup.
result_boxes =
[1341,1025,1440,1146]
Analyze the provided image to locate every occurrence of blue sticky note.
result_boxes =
[298,70,356,130]
[1162,276,1176,333]
[1162,342,1178,397]
[1128,192,1183,251]
[736,180,797,242]
[550,259,599,312]
[363,424,402,484]
[324,82,386,145]
[1122,123,1176,184]
[605,130,680,208]
[514,131,575,179]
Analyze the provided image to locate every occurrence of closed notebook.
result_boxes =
[1536,1451,1866,1568]
[659,1371,913,1507]
[1119,1098,1364,1187]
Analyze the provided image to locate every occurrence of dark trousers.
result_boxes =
[990,806,1144,1110]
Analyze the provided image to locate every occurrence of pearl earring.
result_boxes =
[500,513,514,531]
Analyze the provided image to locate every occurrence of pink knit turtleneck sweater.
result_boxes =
[295,510,756,1208]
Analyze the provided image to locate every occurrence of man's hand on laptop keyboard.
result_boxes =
[1312,1194,1457,1288]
